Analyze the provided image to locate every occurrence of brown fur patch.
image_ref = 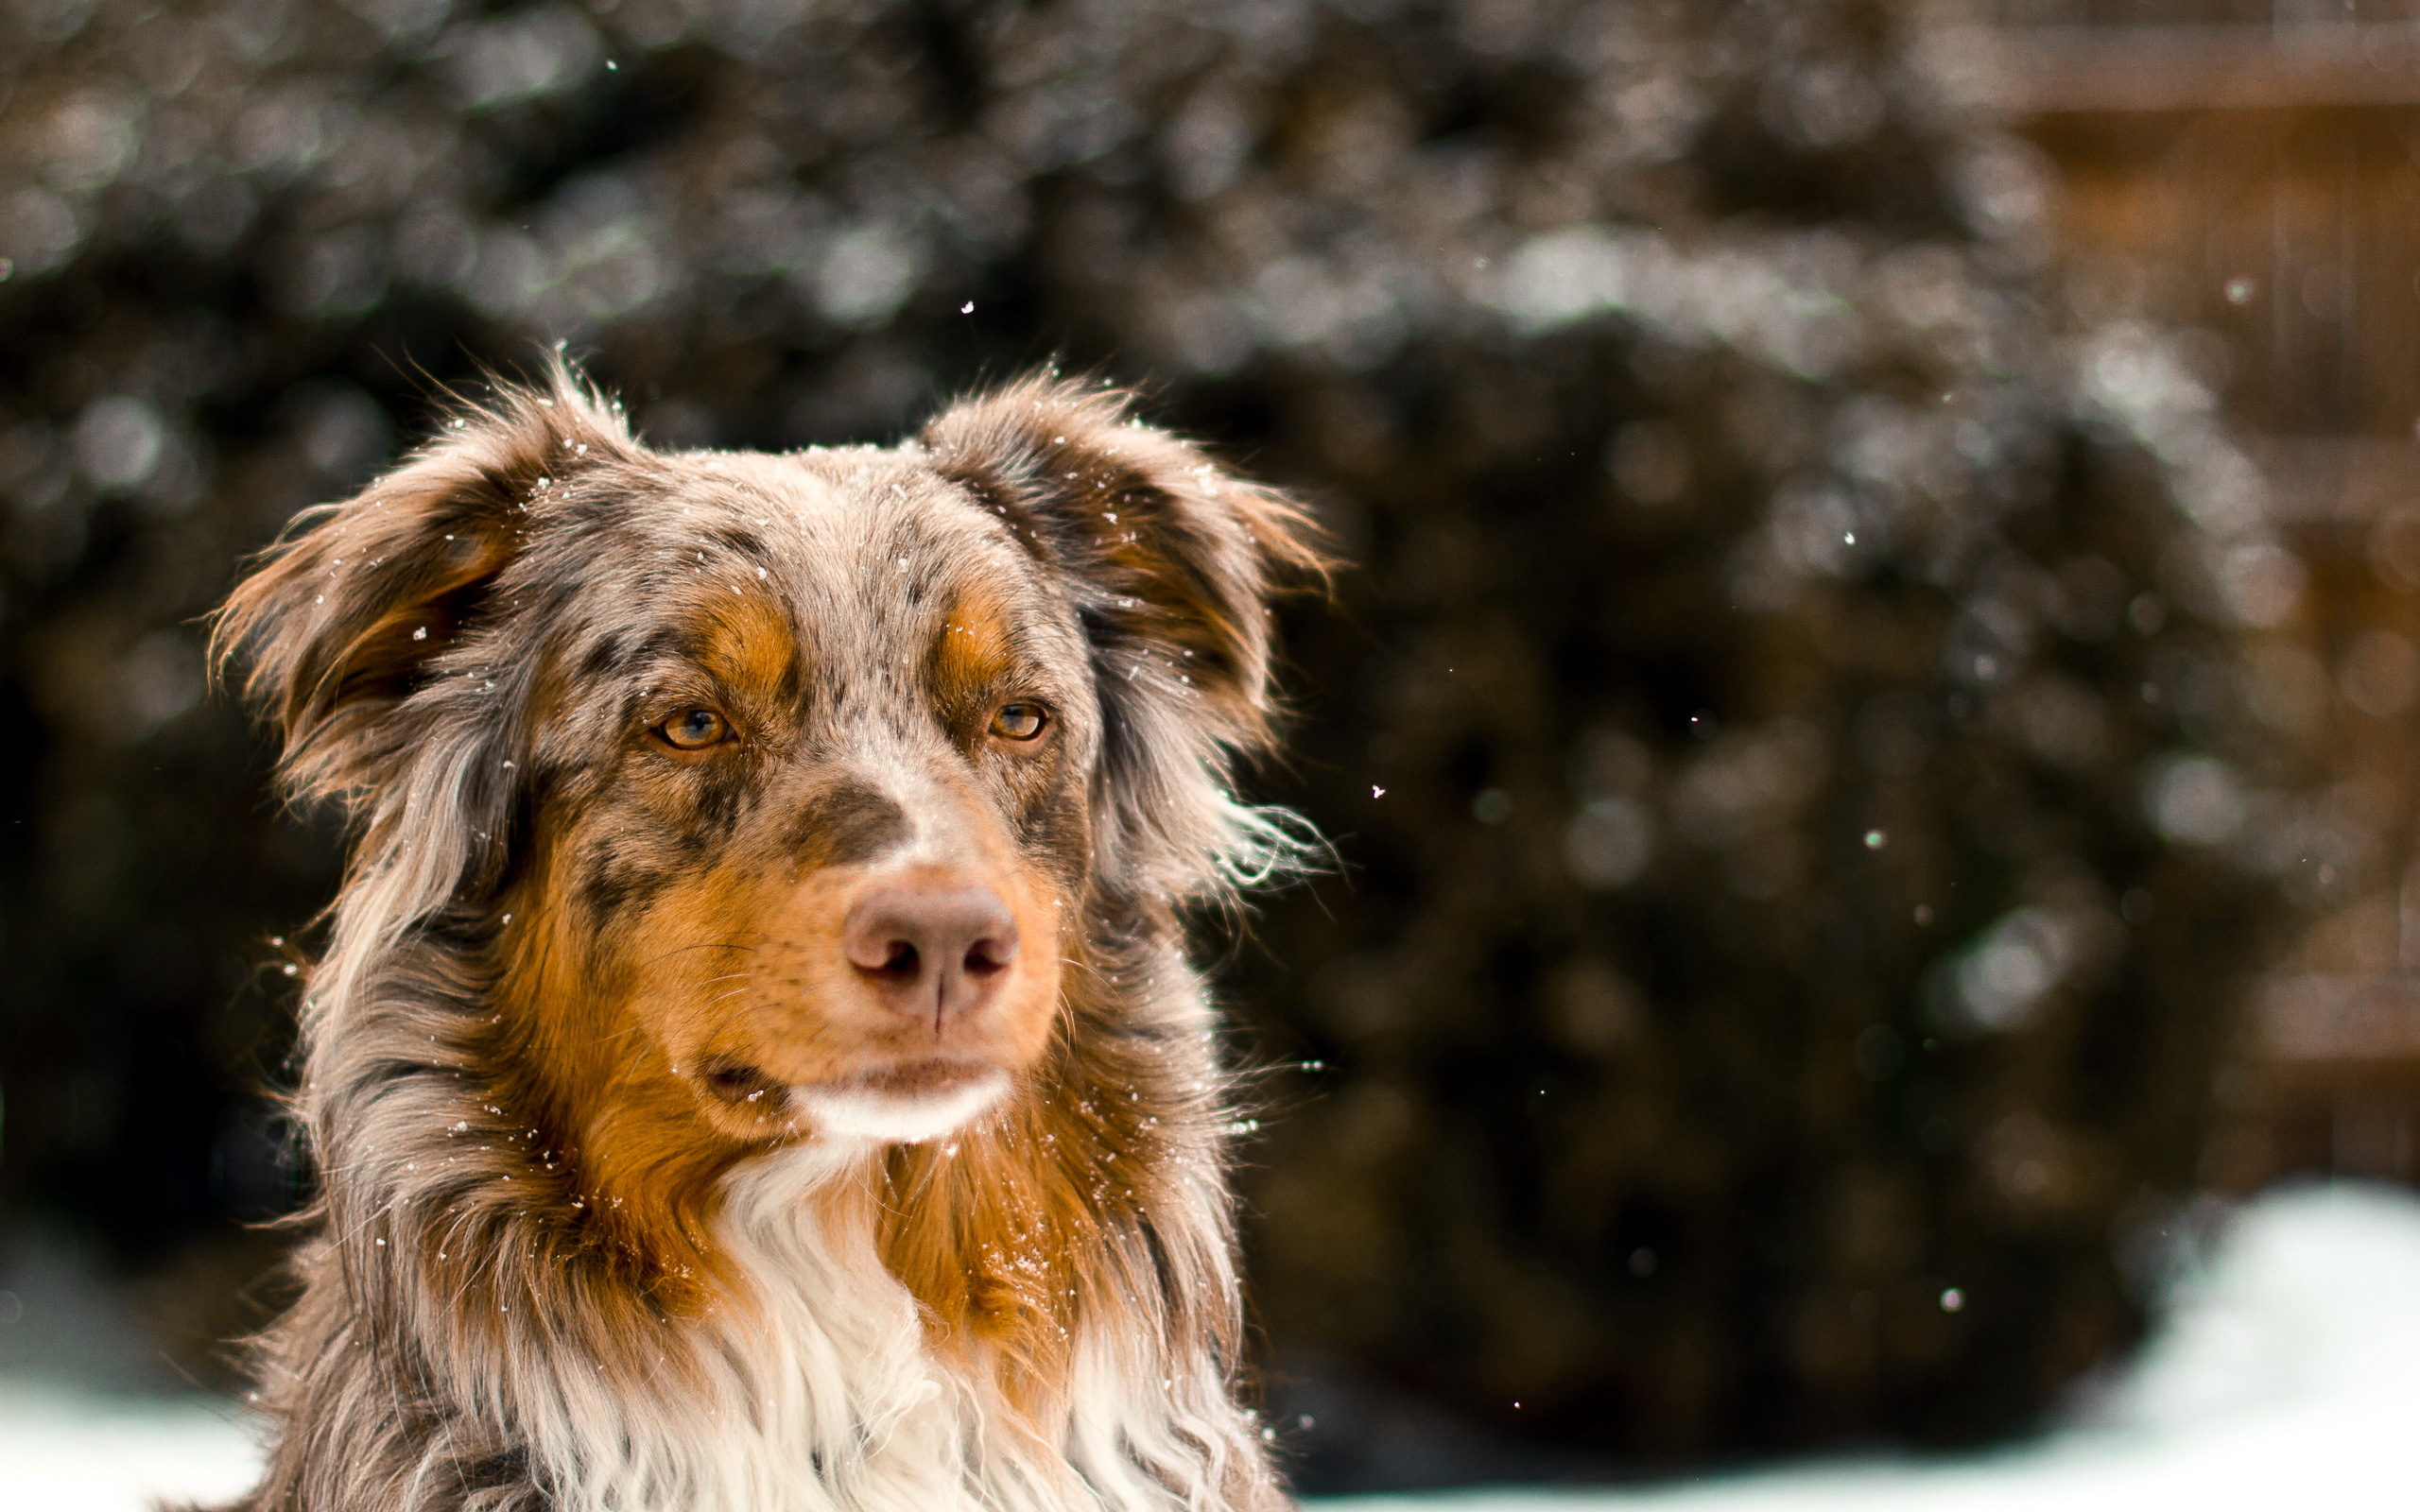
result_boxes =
[872,1007,1177,1403]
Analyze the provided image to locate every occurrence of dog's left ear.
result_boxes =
[922,377,1326,753]
[922,377,1328,899]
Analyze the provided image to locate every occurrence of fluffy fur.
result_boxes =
[209,363,1322,1512]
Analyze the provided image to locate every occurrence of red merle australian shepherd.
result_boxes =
[211,365,1322,1512]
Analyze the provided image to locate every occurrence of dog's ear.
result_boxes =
[922,377,1328,900]
[215,368,640,806]
[922,376,1326,754]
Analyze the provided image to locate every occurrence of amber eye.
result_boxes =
[657,708,730,750]
[989,702,1048,741]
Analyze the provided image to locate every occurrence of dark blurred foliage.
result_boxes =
[0,0,2331,1486]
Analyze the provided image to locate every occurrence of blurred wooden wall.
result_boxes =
[1982,4,2420,1185]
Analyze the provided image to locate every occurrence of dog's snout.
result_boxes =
[842,883,1019,1027]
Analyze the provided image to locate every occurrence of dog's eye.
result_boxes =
[657,708,731,750]
[989,702,1048,742]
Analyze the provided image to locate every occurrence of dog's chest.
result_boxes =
[542,1147,1090,1512]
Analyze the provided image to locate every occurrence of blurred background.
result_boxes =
[9,0,2420,1501]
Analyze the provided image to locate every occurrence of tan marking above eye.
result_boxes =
[656,708,733,750]
[989,702,1048,742]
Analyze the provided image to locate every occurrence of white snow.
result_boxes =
[0,1380,261,1512]
[7,1181,2420,1512]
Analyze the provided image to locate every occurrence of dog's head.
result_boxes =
[218,368,1319,1178]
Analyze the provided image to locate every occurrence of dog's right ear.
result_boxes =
[214,371,638,805]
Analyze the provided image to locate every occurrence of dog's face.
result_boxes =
[501,448,1100,1148]
[221,371,1317,1208]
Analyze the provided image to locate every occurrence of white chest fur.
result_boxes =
[529,1143,1245,1512]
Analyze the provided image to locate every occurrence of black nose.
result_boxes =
[841,883,1019,1027]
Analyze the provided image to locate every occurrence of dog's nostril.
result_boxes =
[963,938,1011,976]
[879,941,920,977]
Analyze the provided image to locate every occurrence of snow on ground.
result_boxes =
[0,1381,261,1512]
[6,1181,2420,1511]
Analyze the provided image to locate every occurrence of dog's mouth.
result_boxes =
[698,1056,1011,1143]
[699,1059,786,1108]
[815,1057,1001,1100]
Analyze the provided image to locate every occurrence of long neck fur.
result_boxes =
[233,897,1283,1512]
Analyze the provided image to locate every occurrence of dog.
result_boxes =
[211,364,1322,1511]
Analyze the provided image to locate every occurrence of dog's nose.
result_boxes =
[842,883,1019,1027]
